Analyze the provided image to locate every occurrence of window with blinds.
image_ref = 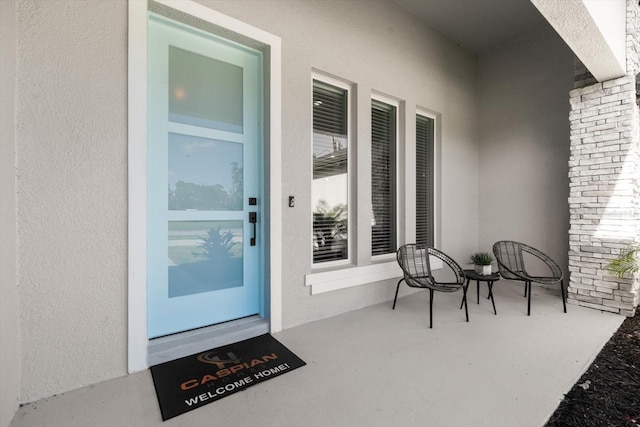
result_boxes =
[312,79,349,264]
[371,99,397,256]
[416,114,434,247]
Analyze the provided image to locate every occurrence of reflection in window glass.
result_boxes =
[168,221,243,298]
[168,133,243,211]
[312,80,348,264]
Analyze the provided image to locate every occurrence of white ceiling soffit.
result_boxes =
[394,0,550,54]
[530,0,626,82]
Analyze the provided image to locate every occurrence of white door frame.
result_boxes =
[127,0,282,372]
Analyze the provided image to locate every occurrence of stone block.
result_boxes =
[586,122,618,133]
[580,111,622,123]
[579,301,620,314]
[619,282,637,292]
[620,83,635,92]
[582,133,621,144]
[591,289,616,298]
[599,103,632,115]
[570,83,603,97]
[620,309,637,317]
[593,287,614,295]
[601,93,627,104]
[584,98,614,110]
[568,281,595,291]
[574,294,603,304]
[603,299,632,309]
[578,301,620,313]
[602,75,633,89]
[593,280,620,290]
[580,267,597,275]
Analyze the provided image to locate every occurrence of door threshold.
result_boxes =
[147,315,269,367]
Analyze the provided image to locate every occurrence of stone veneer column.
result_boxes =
[567,0,640,316]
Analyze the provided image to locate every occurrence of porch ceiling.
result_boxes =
[394,0,550,55]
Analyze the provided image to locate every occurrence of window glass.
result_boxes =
[168,133,243,211]
[312,80,348,263]
[416,114,435,246]
[168,220,243,297]
[371,99,397,256]
[169,46,243,133]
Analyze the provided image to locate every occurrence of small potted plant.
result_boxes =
[470,252,494,275]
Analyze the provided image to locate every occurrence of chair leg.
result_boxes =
[462,285,469,323]
[560,279,567,313]
[524,282,527,297]
[527,281,531,316]
[460,278,471,309]
[429,289,434,329]
[476,280,480,304]
[392,279,403,310]
[488,281,497,315]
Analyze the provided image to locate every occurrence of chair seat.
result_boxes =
[404,276,463,292]
[526,276,562,284]
[429,283,465,292]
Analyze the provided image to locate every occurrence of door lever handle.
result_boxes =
[249,212,257,246]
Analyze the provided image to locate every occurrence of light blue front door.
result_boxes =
[147,15,263,338]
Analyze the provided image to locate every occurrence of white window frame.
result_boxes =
[310,72,354,268]
[305,95,443,294]
[371,92,400,263]
[415,107,439,249]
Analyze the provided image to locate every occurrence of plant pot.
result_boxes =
[475,264,492,275]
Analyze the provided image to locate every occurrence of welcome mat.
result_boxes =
[150,333,306,421]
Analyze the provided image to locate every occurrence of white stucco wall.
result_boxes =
[478,28,575,277]
[530,0,626,81]
[582,0,627,71]
[12,0,478,403]
[15,0,128,404]
[201,0,479,327]
[1,1,20,426]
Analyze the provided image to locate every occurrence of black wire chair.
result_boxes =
[492,240,567,315]
[393,244,468,328]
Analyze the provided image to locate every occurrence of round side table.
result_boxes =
[459,269,500,315]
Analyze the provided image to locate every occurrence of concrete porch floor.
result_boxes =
[10,280,623,427]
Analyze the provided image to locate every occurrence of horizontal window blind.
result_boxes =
[416,114,434,247]
[371,99,397,256]
[312,80,349,264]
[313,81,347,136]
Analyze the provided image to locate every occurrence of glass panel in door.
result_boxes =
[147,15,263,339]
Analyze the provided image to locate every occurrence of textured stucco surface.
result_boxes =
[15,0,128,403]
[11,0,480,403]
[531,0,626,81]
[200,0,480,328]
[582,0,627,70]
[478,28,574,277]
[1,1,20,426]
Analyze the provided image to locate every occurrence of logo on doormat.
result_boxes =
[197,351,240,368]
